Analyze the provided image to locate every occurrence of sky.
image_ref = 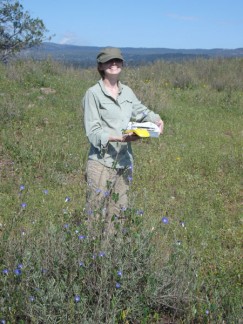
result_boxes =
[20,0,243,49]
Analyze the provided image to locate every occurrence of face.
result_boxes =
[99,59,123,76]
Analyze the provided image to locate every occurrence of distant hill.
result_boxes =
[20,42,243,67]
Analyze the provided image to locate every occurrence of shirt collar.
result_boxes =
[98,79,123,96]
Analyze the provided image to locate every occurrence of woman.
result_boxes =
[82,47,164,236]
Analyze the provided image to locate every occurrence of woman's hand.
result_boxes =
[109,133,140,143]
[156,119,164,134]
[121,132,140,142]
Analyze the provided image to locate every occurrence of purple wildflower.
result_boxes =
[117,270,122,277]
[2,269,9,275]
[74,295,80,303]
[43,189,48,195]
[21,203,27,208]
[65,196,71,202]
[14,268,22,276]
[127,175,133,182]
[115,282,121,289]
[161,217,169,224]
[78,235,86,240]
[99,251,105,257]
[87,209,93,215]
[29,296,35,302]
[19,184,25,191]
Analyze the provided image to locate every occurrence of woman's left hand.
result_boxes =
[156,119,164,134]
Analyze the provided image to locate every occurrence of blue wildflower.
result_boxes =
[87,209,93,215]
[78,235,86,240]
[95,188,102,193]
[117,270,122,277]
[43,189,48,195]
[0,319,6,324]
[99,251,105,257]
[205,309,210,315]
[104,191,110,197]
[21,203,27,208]
[14,268,22,276]
[17,264,23,269]
[136,209,144,216]
[74,295,80,303]
[128,164,133,171]
[29,296,35,302]
[115,282,121,289]
[20,184,25,191]
[65,196,71,202]
[2,269,9,275]
[161,217,169,224]
[63,224,69,229]
[127,175,133,182]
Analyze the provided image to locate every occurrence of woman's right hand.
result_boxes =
[109,133,140,143]
[121,132,140,142]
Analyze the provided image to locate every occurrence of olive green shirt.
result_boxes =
[82,79,161,169]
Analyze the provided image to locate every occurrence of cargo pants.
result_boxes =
[85,160,132,237]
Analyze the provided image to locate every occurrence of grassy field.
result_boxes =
[0,58,242,323]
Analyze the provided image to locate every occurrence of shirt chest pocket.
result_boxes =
[99,99,133,123]
[99,102,118,120]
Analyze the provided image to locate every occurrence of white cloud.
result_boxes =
[59,32,77,45]
[58,32,92,46]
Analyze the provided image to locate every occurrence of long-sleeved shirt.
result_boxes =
[82,79,161,169]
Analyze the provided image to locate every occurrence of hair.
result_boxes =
[97,63,105,79]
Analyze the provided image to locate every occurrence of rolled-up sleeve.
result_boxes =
[83,89,109,151]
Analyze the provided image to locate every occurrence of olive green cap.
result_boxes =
[96,47,124,64]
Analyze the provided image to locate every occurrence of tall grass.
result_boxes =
[0,58,242,323]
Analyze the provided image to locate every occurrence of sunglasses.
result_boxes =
[105,59,123,64]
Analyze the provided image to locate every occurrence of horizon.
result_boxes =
[44,41,242,51]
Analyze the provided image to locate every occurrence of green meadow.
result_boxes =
[0,58,242,323]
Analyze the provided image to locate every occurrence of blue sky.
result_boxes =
[21,0,243,49]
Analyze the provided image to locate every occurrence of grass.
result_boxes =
[0,58,242,323]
